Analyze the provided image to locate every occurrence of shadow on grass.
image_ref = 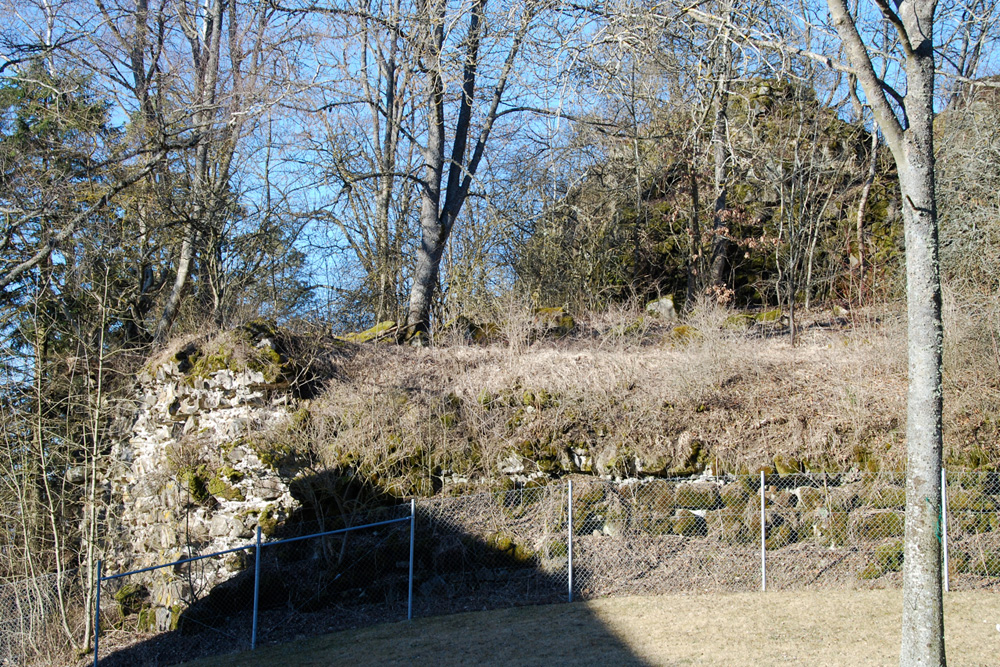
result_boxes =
[94,475,650,666]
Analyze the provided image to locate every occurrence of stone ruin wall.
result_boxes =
[106,352,305,631]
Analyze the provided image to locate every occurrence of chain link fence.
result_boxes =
[85,470,1000,665]
[0,569,82,666]
[416,483,570,616]
[94,504,413,666]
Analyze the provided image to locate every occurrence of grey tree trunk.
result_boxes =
[898,23,945,665]
[708,0,733,293]
[405,0,531,340]
[827,0,945,663]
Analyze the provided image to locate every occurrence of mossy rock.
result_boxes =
[765,522,797,550]
[136,606,157,632]
[256,505,279,537]
[674,483,721,510]
[756,308,782,323]
[737,470,766,493]
[967,551,1000,577]
[795,486,826,511]
[672,510,708,537]
[668,325,701,345]
[670,439,710,477]
[180,466,212,505]
[772,454,801,477]
[452,315,501,344]
[477,389,496,408]
[113,583,148,616]
[635,455,669,476]
[724,313,755,331]
[532,307,575,338]
[339,320,396,343]
[548,540,569,558]
[858,562,884,580]
[949,551,970,576]
[720,483,750,509]
[487,531,535,564]
[385,477,416,499]
[638,516,675,535]
[850,510,904,542]
[827,487,860,512]
[218,466,243,484]
[206,476,245,502]
[873,540,905,572]
[949,489,997,512]
[866,485,906,509]
[804,509,849,547]
[955,511,994,534]
[249,439,296,472]
[633,483,675,512]
[706,510,752,544]
[766,490,797,509]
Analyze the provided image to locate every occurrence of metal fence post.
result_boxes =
[941,466,949,593]
[567,480,574,603]
[760,471,766,592]
[251,526,261,650]
[93,559,102,667]
[408,498,415,620]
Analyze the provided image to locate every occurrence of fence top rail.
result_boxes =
[100,515,412,582]
[260,515,410,549]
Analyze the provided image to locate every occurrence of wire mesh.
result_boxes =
[0,570,80,666]
[416,483,570,615]
[253,504,413,646]
[944,470,1000,589]
[765,471,908,589]
[570,477,763,596]
[96,545,257,666]
[87,469,1000,665]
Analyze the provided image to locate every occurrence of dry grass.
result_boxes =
[303,304,922,490]
[182,590,1000,666]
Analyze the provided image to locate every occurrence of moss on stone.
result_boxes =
[772,454,801,477]
[672,510,708,537]
[850,510,904,541]
[866,485,906,509]
[137,606,156,631]
[765,522,796,550]
[249,439,295,471]
[874,540,905,572]
[113,583,147,616]
[487,530,535,563]
[668,325,701,345]
[675,483,721,509]
[949,489,997,512]
[532,307,575,338]
[634,483,674,512]
[720,483,750,509]
[756,308,782,323]
[724,313,755,331]
[257,505,278,537]
[339,320,397,344]
[180,465,212,505]
[805,509,849,547]
[207,475,244,502]
[795,486,826,511]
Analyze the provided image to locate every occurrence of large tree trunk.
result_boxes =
[826,0,944,661]
[405,0,447,342]
[898,15,945,665]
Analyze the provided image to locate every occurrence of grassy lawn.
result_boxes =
[182,590,1000,666]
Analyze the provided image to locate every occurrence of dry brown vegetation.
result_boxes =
[279,300,999,500]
